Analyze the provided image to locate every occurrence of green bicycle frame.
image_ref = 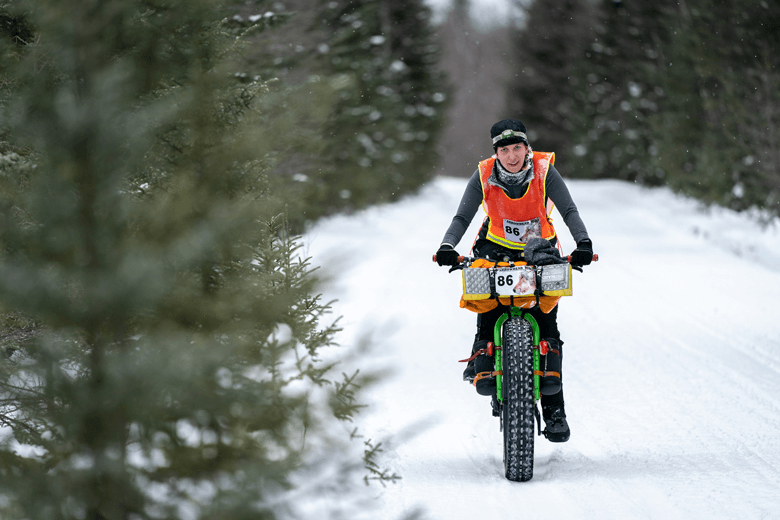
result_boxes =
[492,307,541,404]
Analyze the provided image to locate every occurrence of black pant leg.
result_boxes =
[527,304,561,342]
[534,305,565,407]
[475,306,506,344]
[475,303,566,407]
[477,302,562,343]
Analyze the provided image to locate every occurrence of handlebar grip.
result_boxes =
[432,255,466,264]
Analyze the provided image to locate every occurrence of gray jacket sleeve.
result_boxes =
[440,169,483,248]
[545,165,590,244]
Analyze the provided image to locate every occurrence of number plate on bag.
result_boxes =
[493,266,536,296]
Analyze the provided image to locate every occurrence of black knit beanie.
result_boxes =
[491,119,529,152]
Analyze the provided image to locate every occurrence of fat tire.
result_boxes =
[502,316,535,482]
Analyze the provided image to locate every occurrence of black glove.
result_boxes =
[570,239,593,267]
[435,245,460,266]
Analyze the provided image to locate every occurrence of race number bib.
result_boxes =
[502,217,542,244]
[494,266,537,297]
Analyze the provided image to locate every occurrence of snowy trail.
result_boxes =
[304,177,780,520]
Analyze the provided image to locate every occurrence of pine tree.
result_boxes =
[296,0,448,222]
[0,1,370,518]
[507,0,780,219]
[505,0,596,161]
[223,0,448,230]
[655,0,780,217]
[568,0,675,183]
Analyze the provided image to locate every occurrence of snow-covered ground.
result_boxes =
[303,177,780,520]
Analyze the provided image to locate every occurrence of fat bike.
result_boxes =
[434,252,597,482]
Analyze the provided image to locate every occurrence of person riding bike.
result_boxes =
[435,119,594,443]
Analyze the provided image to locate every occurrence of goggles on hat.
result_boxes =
[492,129,527,145]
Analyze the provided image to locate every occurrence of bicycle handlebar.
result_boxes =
[432,254,598,265]
[431,254,467,263]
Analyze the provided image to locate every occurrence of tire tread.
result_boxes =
[502,317,535,482]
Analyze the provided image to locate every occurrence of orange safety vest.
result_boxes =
[479,152,557,249]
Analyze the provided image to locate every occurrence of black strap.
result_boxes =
[489,267,498,299]
[534,266,543,307]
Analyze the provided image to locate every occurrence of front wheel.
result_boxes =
[502,316,535,482]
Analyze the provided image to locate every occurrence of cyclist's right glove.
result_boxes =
[435,245,460,266]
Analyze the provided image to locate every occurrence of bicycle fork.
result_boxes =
[492,306,544,435]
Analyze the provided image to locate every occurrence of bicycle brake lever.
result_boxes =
[448,264,465,273]
[571,265,583,273]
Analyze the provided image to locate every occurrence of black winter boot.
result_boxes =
[462,359,476,382]
[539,338,563,396]
[542,402,570,443]
[473,343,497,396]
[461,340,496,396]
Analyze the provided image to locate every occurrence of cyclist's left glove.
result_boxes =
[435,245,460,266]
[569,239,593,268]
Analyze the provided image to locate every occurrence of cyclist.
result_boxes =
[435,119,593,442]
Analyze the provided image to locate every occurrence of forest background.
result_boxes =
[0,0,777,518]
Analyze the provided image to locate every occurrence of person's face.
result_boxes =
[496,142,528,173]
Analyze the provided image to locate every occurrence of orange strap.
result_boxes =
[458,348,489,363]
[534,370,561,378]
[472,370,503,385]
